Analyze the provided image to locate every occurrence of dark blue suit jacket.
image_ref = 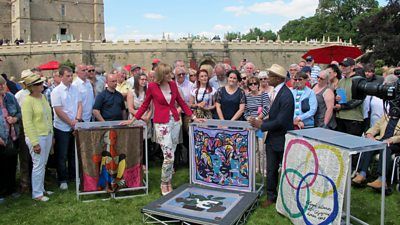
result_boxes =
[261,84,294,151]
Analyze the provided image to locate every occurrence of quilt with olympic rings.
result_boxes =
[276,134,350,225]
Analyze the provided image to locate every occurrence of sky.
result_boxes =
[104,0,388,41]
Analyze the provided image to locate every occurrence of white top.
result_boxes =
[363,95,386,127]
[15,89,30,106]
[72,77,94,122]
[127,76,135,89]
[190,87,216,107]
[51,82,82,131]
[176,79,194,104]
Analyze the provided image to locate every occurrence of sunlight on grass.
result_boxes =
[0,163,399,225]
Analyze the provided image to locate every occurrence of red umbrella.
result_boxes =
[124,64,132,72]
[37,61,60,70]
[302,45,363,64]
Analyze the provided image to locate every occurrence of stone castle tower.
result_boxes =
[0,0,104,43]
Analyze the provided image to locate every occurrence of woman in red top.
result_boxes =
[122,63,200,195]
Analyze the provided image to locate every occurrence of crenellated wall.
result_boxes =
[0,38,354,78]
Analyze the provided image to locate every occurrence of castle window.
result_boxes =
[61,4,66,17]
[60,28,67,35]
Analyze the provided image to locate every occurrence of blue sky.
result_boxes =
[104,0,388,41]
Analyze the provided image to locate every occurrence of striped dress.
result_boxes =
[244,92,270,120]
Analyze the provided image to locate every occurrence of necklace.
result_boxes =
[196,87,207,103]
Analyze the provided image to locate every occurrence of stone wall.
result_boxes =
[0,39,354,78]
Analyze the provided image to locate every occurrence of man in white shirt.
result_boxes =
[209,63,227,90]
[51,66,82,190]
[72,64,94,122]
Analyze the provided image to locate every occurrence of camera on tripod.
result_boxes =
[352,75,400,117]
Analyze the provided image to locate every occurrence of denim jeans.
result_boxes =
[54,127,75,183]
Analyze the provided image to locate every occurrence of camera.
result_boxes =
[352,76,400,117]
[394,69,400,76]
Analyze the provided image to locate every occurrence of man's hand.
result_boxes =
[383,139,393,146]
[334,104,341,110]
[249,117,262,129]
[365,133,375,140]
[70,119,78,128]
[335,95,341,102]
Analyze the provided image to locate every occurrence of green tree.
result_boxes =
[278,0,379,43]
[358,1,400,66]
[61,59,76,72]
[224,32,241,41]
[242,28,277,41]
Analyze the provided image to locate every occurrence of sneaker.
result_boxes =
[34,196,49,202]
[44,191,54,196]
[59,182,68,190]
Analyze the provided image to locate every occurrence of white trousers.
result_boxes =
[26,133,53,199]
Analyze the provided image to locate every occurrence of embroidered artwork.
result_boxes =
[76,127,143,192]
[191,126,253,192]
[161,186,243,219]
[276,134,349,225]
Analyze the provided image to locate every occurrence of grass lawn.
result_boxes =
[1,162,400,225]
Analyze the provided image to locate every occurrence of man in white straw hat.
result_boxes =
[249,63,294,208]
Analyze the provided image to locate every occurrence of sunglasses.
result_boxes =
[177,73,186,76]
[293,78,304,81]
[241,77,247,80]
[248,83,258,86]
[259,78,267,81]
[189,74,196,77]
[88,69,95,72]
[317,76,325,80]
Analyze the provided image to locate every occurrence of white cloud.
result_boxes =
[224,6,249,16]
[213,24,234,32]
[225,0,318,19]
[143,13,165,20]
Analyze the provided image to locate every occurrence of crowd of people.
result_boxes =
[1,56,400,206]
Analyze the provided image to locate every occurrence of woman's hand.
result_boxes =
[33,144,41,154]
[193,117,205,123]
[197,101,206,109]
[6,116,17,124]
[120,118,136,126]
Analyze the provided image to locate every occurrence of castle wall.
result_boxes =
[0,39,352,78]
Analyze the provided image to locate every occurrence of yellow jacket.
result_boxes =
[21,95,53,146]
[366,115,400,144]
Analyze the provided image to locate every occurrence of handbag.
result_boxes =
[301,98,310,113]
[2,126,17,156]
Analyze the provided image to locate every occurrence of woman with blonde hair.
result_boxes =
[122,63,202,195]
[21,74,53,201]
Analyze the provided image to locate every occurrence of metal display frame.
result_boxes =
[142,120,262,225]
[288,128,387,225]
[74,120,148,202]
[142,183,259,225]
[189,119,263,194]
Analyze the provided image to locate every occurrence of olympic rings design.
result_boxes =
[296,172,339,225]
[284,139,319,189]
[305,144,344,197]
[280,168,310,218]
[279,138,343,224]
